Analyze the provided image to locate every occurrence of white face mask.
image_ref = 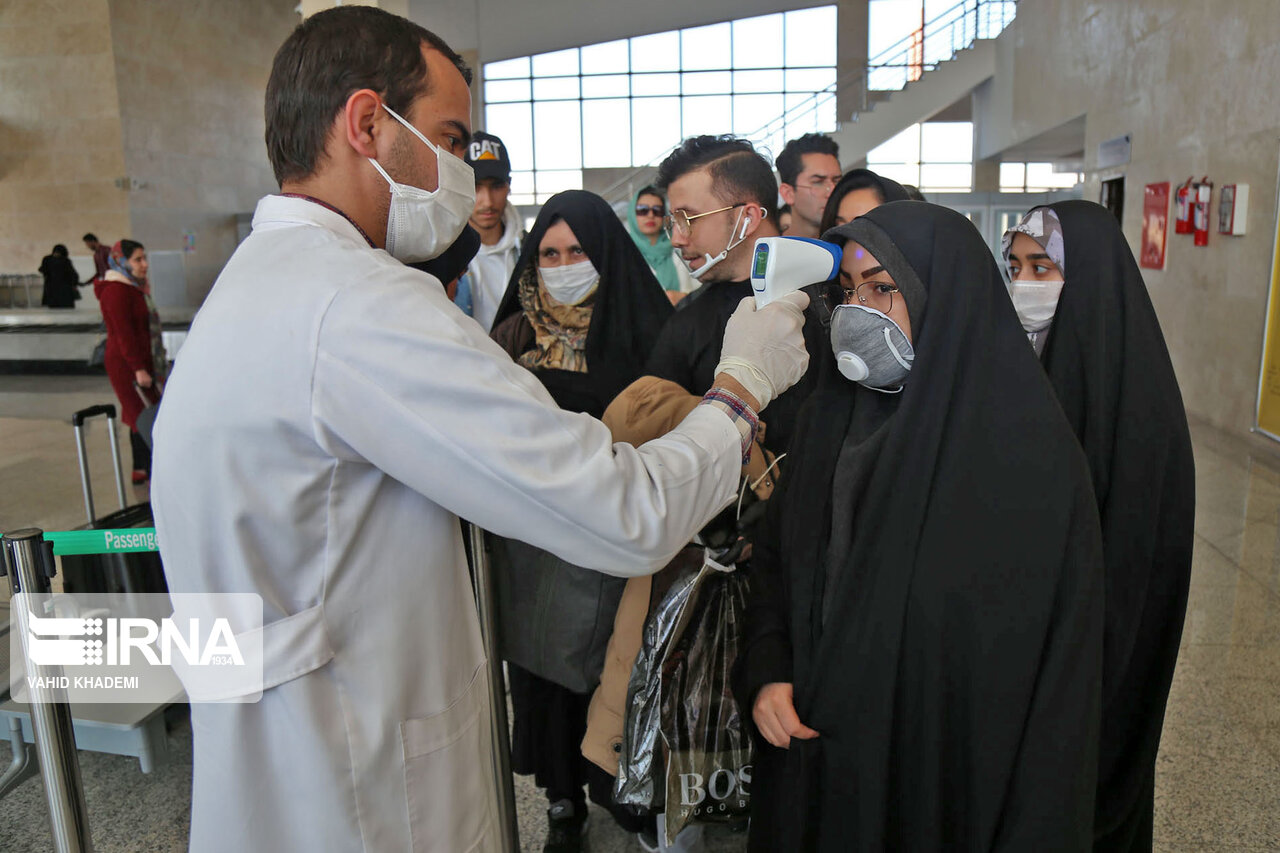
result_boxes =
[368,104,476,263]
[539,261,600,306]
[1008,279,1064,333]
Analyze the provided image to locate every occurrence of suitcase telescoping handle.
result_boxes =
[71,403,128,525]
[70,404,117,427]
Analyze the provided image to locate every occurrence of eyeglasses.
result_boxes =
[820,280,900,316]
[796,176,839,194]
[663,203,746,239]
[635,204,665,218]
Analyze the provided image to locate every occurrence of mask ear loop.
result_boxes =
[883,327,914,370]
[726,205,750,253]
[736,452,787,521]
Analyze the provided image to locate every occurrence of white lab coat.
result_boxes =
[151,195,742,852]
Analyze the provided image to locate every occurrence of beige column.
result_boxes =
[460,50,483,132]
[836,0,870,124]
[972,158,1000,192]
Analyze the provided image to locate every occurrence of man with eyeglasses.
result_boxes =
[647,135,822,458]
[775,133,841,239]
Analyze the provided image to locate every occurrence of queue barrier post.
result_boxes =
[468,523,521,852]
[2,528,94,853]
[19,522,522,851]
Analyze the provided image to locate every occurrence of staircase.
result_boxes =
[829,37,998,163]
[596,0,1017,207]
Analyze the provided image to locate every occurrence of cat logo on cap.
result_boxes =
[469,139,504,162]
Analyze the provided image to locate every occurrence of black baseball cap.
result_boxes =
[465,131,512,184]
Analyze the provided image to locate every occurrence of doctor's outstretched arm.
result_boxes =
[311,281,809,576]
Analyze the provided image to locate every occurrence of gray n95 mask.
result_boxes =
[830,303,914,392]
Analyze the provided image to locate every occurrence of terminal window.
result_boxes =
[483,6,839,205]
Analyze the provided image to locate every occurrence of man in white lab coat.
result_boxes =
[150,7,809,852]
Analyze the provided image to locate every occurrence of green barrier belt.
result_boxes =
[44,528,158,555]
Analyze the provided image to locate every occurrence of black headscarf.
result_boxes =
[492,190,673,416]
[736,201,1106,851]
[1036,200,1195,851]
[407,224,481,286]
[818,168,910,233]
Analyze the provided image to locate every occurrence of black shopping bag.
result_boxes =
[658,556,752,844]
[133,382,162,448]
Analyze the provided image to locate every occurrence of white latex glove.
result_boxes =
[715,291,810,410]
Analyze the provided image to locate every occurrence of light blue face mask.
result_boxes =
[830,303,914,392]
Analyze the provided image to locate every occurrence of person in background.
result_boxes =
[818,168,911,234]
[643,135,821,853]
[38,244,81,307]
[97,239,165,483]
[584,374,780,853]
[777,202,793,234]
[738,202,1105,851]
[460,130,521,329]
[775,133,840,239]
[409,224,481,303]
[649,135,820,457]
[82,232,111,283]
[627,185,696,305]
[488,189,674,852]
[1003,201,1195,852]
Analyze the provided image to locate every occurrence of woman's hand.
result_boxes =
[753,682,819,748]
[135,370,152,389]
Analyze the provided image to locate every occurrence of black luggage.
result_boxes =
[60,404,167,595]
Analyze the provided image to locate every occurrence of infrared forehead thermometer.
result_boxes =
[750,236,842,307]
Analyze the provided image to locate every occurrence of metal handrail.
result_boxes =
[595,0,1019,206]
[867,0,1016,71]
[864,0,1017,94]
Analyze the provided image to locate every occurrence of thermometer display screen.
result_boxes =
[752,245,769,278]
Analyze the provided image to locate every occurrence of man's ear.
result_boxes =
[778,183,797,207]
[343,89,384,160]
[741,203,768,239]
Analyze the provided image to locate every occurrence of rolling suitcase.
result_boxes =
[59,404,168,595]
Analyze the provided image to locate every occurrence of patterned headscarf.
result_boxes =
[108,240,148,291]
[107,240,167,380]
[515,264,594,374]
[1001,207,1066,276]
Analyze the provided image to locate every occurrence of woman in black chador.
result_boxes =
[736,201,1107,851]
[1005,200,1195,851]
[489,189,673,852]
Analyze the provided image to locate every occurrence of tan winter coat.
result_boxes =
[582,376,778,775]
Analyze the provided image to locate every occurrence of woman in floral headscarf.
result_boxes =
[96,239,167,482]
[1003,202,1195,851]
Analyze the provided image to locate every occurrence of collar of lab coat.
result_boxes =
[252,194,379,251]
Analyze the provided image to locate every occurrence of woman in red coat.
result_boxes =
[95,239,166,483]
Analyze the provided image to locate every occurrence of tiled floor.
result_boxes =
[0,374,1277,851]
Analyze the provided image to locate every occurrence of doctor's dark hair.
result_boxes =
[775,133,839,186]
[656,135,777,222]
[264,6,472,186]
